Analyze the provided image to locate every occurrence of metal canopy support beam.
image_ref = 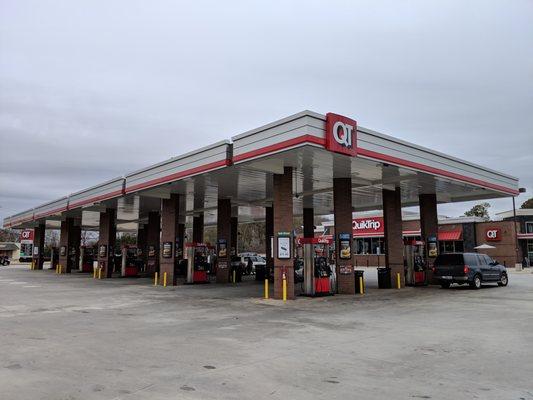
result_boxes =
[419,193,439,282]
[231,217,238,256]
[193,214,204,243]
[32,223,46,270]
[59,217,81,273]
[97,209,116,278]
[273,167,295,300]
[334,178,356,294]
[160,194,182,286]
[216,199,232,283]
[383,188,405,288]
[303,208,314,238]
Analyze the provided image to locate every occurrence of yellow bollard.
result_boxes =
[154,271,159,286]
[282,275,287,303]
[93,267,97,279]
[359,276,364,295]
[98,267,102,280]
[30,261,33,270]
[233,269,236,284]
[163,272,167,287]
[397,272,401,289]
[264,278,269,299]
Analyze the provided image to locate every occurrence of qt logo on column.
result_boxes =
[326,113,357,157]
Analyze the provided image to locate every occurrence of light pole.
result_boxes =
[513,188,527,267]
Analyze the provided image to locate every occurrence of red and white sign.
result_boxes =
[297,236,333,246]
[326,113,357,157]
[485,228,501,241]
[352,217,384,237]
[20,229,34,243]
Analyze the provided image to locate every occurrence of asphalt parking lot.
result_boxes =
[1,264,532,400]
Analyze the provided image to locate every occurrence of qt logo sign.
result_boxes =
[326,113,357,157]
[486,228,501,241]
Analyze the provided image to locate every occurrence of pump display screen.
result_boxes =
[338,233,351,259]
[162,242,172,258]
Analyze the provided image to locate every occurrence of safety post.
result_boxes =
[163,272,167,287]
[93,267,97,279]
[282,271,287,303]
[264,279,269,299]
[359,276,364,295]
[397,272,401,289]
[55,264,58,274]
[154,271,159,286]
[98,267,102,280]
[232,269,236,284]
[30,261,34,270]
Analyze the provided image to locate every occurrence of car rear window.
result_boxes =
[435,254,464,265]
[464,253,479,266]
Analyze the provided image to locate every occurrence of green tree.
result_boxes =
[520,197,533,209]
[464,202,491,219]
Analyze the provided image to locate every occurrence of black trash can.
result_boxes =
[354,270,365,293]
[255,265,265,281]
[377,267,391,289]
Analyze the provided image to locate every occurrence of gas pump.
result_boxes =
[185,242,210,284]
[79,246,95,273]
[404,239,428,286]
[121,245,139,277]
[300,237,333,296]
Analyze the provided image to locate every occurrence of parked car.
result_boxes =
[432,252,508,289]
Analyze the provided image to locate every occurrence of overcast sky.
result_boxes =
[1,0,532,224]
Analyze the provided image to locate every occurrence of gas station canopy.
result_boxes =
[3,110,519,231]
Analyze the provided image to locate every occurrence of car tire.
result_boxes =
[440,282,451,289]
[498,273,508,287]
[470,274,482,290]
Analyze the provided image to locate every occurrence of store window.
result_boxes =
[355,238,386,255]
[525,222,533,234]
[527,240,533,266]
[439,240,464,253]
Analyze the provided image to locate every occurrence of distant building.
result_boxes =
[315,209,533,267]
[0,242,20,260]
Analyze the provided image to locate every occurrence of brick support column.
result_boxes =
[383,188,404,287]
[216,199,232,283]
[97,209,116,278]
[333,178,355,294]
[146,211,160,275]
[265,206,274,280]
[160,194,181,285]
[32,223,46,270]
[273,167,294,300]
[59,217,81,273]
[193,214,204,243]
[419,193,439,281]
[303,208,314,238]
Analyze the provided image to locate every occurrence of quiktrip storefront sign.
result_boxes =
[485,228,501,241]
[325,113,357,157]
[352,217,384,237]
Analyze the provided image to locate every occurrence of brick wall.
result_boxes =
[475,221,520,267]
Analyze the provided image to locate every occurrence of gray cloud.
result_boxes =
[1,0,532,222]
